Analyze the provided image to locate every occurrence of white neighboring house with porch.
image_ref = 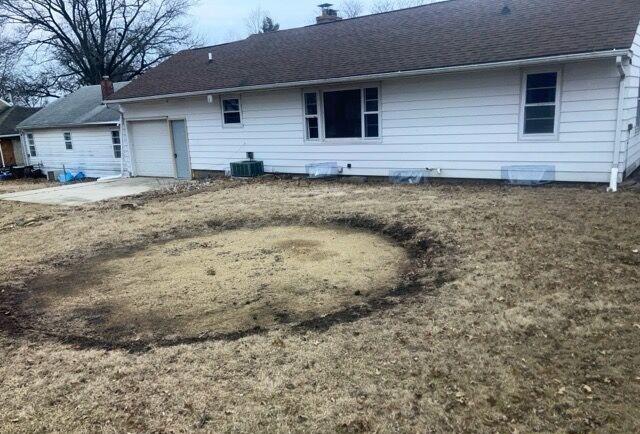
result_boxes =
[0,99,41,168]
[18,80,129,179]
[107,0,640,189]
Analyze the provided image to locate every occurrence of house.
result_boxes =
[106,0,640,190]
[0,100,40,168]
[18,80,128,178]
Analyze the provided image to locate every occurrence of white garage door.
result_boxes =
[130,120,175,177]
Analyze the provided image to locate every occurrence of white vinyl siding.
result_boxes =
[23,126,122,178]
[120,58,620,183]
[622,23,640,176]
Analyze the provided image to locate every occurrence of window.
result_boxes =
[27,133,36,157]
[222,97,242,125]
[306,86,379,140]
[522,72,558,135]
[63,132,73,150]
[111,130,121,159]
[323,89,362,138]
[364,87,380,138]
[304,92,320,139]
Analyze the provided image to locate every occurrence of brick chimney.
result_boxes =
[100,76,114,99]
[316,3,342,24]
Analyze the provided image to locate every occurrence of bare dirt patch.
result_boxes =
[15,224,417,349]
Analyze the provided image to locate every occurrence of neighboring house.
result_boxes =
[0,99,41,168]
[18,80,129,178]
[107,0,640,189]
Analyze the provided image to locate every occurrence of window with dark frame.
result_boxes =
[523,72,558,135]
[111,130,122,159]
[222,98,242,125]
[304,92,319,139]
[27,133,36,157]
[63,132,73,150]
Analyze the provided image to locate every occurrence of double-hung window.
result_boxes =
[111,130,121,159]
[27,133,36,157]
[363,87,380,138]
[304,92,320,139]
[63,132,73,150]
[522,71,559,136]
[222,97,242,125]
[303,86,381,140]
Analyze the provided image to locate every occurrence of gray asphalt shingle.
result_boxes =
[19,82,128,129]
[109,0,640,101]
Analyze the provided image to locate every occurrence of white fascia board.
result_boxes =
[106,49,631,104]
[17,121,119,131]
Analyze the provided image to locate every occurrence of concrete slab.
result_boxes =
[0,177,179,206]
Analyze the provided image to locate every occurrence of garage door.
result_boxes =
[130,120,175,177]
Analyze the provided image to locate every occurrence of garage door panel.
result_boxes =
[131,121,175,177]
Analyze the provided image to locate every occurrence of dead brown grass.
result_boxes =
[1,177,639,433]
[0,178,53,194]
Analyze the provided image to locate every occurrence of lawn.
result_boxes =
[0,177,639,433]
[0,178,53,194]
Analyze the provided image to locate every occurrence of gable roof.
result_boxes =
[0,106,41,137]
[19,82,129,130]
[109,0,640,102]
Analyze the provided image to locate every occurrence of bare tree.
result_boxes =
[0,0,199,95]
[0,19,51,105]
[245,7,266,35]
[245,7,279,35]
[341,0,364,18]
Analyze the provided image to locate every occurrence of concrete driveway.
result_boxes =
[0,177,179,206]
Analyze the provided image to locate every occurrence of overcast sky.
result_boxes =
[190,1,412,45]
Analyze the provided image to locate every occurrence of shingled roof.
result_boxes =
[109,0,640,102]
[19,82,128,130]
[0,106,41,137]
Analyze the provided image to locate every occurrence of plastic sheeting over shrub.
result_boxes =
[389,170,428,184]
[306,162,341,178]
[501,165,555,186]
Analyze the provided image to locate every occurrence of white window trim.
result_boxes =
[302,84,382,143]
[63,131,73,150]
[221,95,243,128]
[27,133,36,157]
[362,87,380,139]
[111,130,122,159]
[518,68,562,141]
[303,91,321,141]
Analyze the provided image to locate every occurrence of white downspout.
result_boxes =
[609,55,629,192]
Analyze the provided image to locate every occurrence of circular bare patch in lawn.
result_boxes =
[21,225,415,349]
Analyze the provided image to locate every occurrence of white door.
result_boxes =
[130,120,175,177]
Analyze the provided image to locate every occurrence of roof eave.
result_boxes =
[17,121,120,131]
[106,48,631,104]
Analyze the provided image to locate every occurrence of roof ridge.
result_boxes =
[192,0,463,51]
